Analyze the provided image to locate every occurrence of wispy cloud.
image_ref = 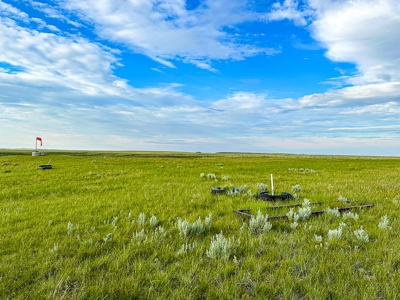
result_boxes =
[328,125,400,132]
[60,0,279,70]
[299,82,400,107]
[0,14,124,97]
[0,0,29,21]
[264,0,313,26]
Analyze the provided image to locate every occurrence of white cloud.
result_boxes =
[299,82,400,107]
[309,0,400,84]
[266,0,313,26]
[150,68,163,73]
[185,59,217,72]
[45,24,61,32]
[0,15,128,97]
[328,125,400,132]
[61,0,275,70]
[340,102,400,116]
[212,92,266,111]
[26,0,83,27]
[0,0,29,21]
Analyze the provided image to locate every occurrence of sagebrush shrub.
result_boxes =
[286,199,312,223]
[206,173,217,180]
[292,184,302,193]
[132,229,147,243]
[177,241,197,256]
[378,215,392,230]
[354,226,369,243]
[176,215,211,237]
[152,226,166,240]
[314,235,323,243]
[342,211,359,220]
[327,223,346,242]
[257,183,268,192]
[206,232,233,261]
[67,222,74,235]
[325,207,340,218]
[249,210,272,235]
[149,215,159,227]
[297,199,312,221]
[137,212,146,226]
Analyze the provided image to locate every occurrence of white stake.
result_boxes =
[270,174,274,195]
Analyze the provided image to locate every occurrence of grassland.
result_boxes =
[1,150,399,299]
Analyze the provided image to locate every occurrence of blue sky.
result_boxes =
[1,0,399,155]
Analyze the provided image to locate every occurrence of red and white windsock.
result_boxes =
[35,137,43,151]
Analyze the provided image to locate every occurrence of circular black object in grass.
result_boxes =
[38,165,52,170]
[280,192,294,200]
[212,187,226,195]
[258,192,275,201]
[258,192,293,202]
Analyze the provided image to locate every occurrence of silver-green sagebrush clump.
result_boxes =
[248,210,272,235]
[378,215,392,230]
[291,184,302,193]
[205,232,237,261]
[176,213,212,237]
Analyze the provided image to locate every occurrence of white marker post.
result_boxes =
[270,173,274,196]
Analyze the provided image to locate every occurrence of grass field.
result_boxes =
[1,150,399,299]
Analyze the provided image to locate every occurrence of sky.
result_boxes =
[0,0,399,155]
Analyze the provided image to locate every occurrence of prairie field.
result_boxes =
[1,150,399,299]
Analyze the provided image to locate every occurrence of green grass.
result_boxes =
[1,151,400,299]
